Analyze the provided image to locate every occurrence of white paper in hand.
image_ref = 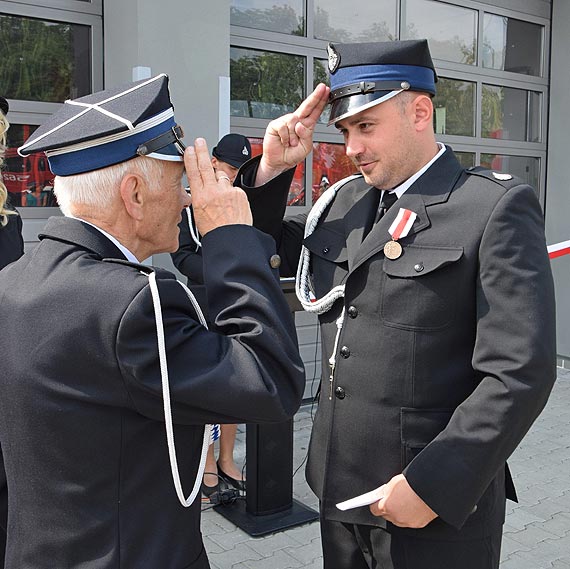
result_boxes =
[336,487,385,511]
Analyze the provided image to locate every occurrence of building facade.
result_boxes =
[1,0,568,382]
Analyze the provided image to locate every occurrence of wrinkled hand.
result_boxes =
[255,83,330,186]
[369,474,438,528]
[185,138,252,235]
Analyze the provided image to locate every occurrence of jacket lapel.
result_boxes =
[350,149,464,273]
[39,216,128,260]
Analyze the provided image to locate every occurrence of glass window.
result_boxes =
[249,137,306,206]
[402,0,477,65]
[312,142,357,203]
[433,78,475,137]
[480,154,540,193]
[314,59,331,125]
[4,125,57,208]
[454,152,475,169]
[231,0,304,36]
[230,47,304,120]
[482,85,541,142]
[0,14,91,103]
[483,14,543,76]
[314,0,396,43]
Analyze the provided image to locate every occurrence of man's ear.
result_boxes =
[412,94,434,132]
[119,173,145,220]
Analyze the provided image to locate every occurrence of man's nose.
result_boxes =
[344,134,364,159]
[181,186,191,207]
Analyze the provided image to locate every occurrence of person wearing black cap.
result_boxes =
[0,75,308,568]
[172,132,253,499]
[239,39,556,568]
[0,96,24,271]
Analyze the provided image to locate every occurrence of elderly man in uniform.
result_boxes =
[238,40,556,568]
[0,75,327,568]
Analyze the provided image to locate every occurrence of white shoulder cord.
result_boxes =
[147,270,216,507]
[294,174,361,399]
[186,206,202,250]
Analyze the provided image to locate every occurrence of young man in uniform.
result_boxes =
[240,39,556,568]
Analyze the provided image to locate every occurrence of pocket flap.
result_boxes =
[401,408,454,446]
[384,245,463,278]
[303,225,348,263]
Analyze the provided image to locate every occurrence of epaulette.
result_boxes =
[102,258,174,279]
[465,166,523,190]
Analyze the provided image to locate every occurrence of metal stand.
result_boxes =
[214,278,319,536]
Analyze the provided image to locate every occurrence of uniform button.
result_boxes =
[269,254,281,269]
[322,247,329,254]
[347,306,358,318]
[335,386,346,399]
[414,263,424,273]
[340,346,350,358]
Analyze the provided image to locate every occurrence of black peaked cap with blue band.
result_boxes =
[18,74,185,176]
[327,39,438,125]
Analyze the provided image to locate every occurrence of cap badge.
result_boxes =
[327,44,340,73]
[242,146,249,156]
[492,172,513,181]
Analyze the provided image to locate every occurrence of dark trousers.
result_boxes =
[320,516,502,569]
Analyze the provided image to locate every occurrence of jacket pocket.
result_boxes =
[381,244,463,330]
[303,224,348,299]
[400,407,454,468]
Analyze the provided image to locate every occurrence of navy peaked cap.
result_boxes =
[18,74,185,176]
[326,39,437,124]
[212,134,252,169]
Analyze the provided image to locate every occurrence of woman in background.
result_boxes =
[0,96,24,270]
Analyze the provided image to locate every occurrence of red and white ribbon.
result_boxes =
[388,208,417,241]
[548,240,570,259]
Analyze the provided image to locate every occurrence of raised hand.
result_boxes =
[255,83,330,186]
[185,138,253,235]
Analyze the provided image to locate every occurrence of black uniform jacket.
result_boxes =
[0,205,24,270]
[0,216,305,568]
[240,149,556,540]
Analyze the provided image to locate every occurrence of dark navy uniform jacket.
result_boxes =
[241,148,556,540]
[0,216,304,568]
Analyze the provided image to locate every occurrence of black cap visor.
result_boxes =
[329,90,400,125]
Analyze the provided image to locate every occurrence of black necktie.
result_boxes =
[374,191,398,224]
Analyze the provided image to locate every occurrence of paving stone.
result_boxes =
[285,537,323,565]
[245,531,304,557]
[242,549,304,569]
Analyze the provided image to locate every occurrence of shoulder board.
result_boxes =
[465,166,523,189]
[102,258,174,280]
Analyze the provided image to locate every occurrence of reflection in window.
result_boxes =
[249,137,306,206]
[482,85,541,142]
[483,14,543,76]
[480,154,540,193]
[433,78,475,137]
[231,0,304,36]
[314,0,396,43]
[454,152,475,169]
[230,47,304,120]
[312,142,357,203]
[0,14,91,103]
[402,0,477,65]
[314,59,331,125]
[4,125,57,208]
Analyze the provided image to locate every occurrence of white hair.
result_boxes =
[54,155,165,216]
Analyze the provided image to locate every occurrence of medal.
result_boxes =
[383,207,418,260]
[384,240,402,260]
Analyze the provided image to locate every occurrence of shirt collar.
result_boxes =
[385,142,447,199]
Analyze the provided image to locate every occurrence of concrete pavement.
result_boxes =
[201,368,570,568]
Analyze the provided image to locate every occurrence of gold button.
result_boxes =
[269,254,281,269]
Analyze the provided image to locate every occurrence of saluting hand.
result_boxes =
[369,474,438,528]
[185,138,253,235]
[255,83,330,186]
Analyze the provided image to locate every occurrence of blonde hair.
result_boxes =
[0,111,17,227]
[54,155,165,217]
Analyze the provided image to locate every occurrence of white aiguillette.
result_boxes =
[336,486,385,511]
